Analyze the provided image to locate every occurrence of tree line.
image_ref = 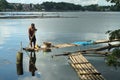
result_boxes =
[0,0,120,11]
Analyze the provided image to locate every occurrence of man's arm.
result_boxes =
[28,28,31,38]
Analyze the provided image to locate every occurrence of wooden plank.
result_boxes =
[54,43,78,48]
[69,52,105,80]
[70,56,87,79]
[77,54,103,80]
[70,55,92,80]
[77,53,104,80]
[79,72,101,75]
[72,62,89,64]
[74,55,96,80]
[70,64,97,71]
[79,53,104,80]
[71,59,90,79]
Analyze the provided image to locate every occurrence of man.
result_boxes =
[28,23,37,48]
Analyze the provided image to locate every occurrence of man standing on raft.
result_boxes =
[28,23,37,48]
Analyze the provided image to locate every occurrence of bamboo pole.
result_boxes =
[94,39,120,44]
[80,44,120,52]
[66,44,120,54]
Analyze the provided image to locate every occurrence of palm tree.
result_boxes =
[106,29,120,40]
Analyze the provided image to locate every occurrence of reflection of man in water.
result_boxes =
[29,51,37,76]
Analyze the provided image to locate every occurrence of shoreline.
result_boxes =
[0,15,78,19]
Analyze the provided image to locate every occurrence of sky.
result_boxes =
[7,0,112,6]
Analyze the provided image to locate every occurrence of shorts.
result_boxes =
[29,36,36,42]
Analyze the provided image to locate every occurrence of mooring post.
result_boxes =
[16,42,24,75]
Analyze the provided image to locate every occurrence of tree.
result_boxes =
[41,2,56,11]
[106,0,120,4]
[0,0,9,11]
[106,48,120,69]
[105,29,120,68]
[34,4,42,11]
[106,29,120,40]
[41,2,83,11]
[106,0,120,11]
[17,4,23,11]
[84,4,100,11]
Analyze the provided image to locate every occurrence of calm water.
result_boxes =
[0,12,120,80]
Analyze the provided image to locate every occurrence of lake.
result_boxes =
[0,12,120,80]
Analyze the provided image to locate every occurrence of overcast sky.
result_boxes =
[7,0,112,6]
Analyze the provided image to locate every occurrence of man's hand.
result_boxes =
[30,37,33,41]
[35,29,37,31]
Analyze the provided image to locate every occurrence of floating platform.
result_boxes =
[68,52,105,80]
[22,43,79,52]
[54,43,78,48]
[23,47,40,52]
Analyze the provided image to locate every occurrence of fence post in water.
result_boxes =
[16,51,23,75]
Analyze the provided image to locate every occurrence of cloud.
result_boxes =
[98,0,113,5]
[79,0,99,5]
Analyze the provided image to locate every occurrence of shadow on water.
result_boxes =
[16,48,52,77]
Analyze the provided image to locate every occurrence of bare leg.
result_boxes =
[30,41,32,48]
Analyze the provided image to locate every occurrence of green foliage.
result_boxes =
[106,29,120,40]
[106,0,120,4]
[106,48,120,68]
[0,0,8,11]
[41,2,84,11]
[14,4,23,11]
[106,0,120,11]
[106,55,118,67]
[105,29,120,68]
[34,4,42,10]
[84,4,100,11]
[112,48,120,58]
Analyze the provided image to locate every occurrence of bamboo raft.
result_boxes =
[68,52,105,80]
[54,43,78,48]
[23,42,79,52]
[23,39,120,52]
[23,42,52,52]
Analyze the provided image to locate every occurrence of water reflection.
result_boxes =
[43,48,52,53]
[29,51,37,76]
[0,26,19,46]
[16,51,38,76]
[16,61,23,75]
